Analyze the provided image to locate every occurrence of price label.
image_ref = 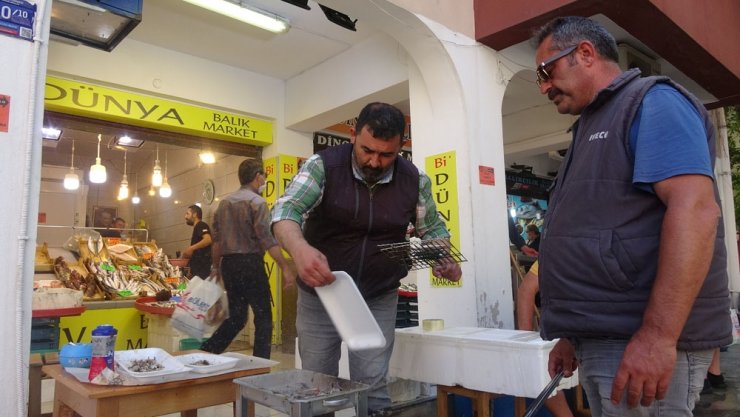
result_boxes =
[0,0,36,41]
[117,290,133,297]
[100,262,115,272]
[128,265,142,271]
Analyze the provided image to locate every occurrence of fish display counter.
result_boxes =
[34,238,187,352]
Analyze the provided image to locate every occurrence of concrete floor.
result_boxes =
[694,345,740,417]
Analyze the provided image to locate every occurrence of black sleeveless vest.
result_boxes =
[539,69,732,350]
[301,144,419,299]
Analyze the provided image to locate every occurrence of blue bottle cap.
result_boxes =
[92,324,117,336]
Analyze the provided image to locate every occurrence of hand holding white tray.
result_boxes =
[315,271,386,351]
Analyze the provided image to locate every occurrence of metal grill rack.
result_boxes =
[378,238,467,271]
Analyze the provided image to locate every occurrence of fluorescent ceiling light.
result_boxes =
[115,135,144,148]
[181,0,290,33]
[42,127,62,141]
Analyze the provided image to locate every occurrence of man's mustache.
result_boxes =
[548,88,563,101]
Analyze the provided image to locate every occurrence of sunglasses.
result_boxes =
[535,45,578,87]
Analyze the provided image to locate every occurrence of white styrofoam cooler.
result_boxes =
[389,326,578,398]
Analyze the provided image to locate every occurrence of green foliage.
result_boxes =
[727,105,740,225]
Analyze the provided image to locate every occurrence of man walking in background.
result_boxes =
[201,159,295,358]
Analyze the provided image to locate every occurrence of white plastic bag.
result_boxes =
[171,276,224,338]
[204,274,229,328]
[730,308,740,345]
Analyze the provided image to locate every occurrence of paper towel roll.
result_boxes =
[422,319,444,331]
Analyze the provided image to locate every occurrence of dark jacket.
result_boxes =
[539,69,731,350]
[301,144,419,299]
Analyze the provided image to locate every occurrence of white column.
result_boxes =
[712,109,740,296]
[0,1,51,415]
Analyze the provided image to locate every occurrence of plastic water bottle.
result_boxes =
[88,324,117,381]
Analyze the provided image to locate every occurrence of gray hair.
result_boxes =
[531,16,619,63]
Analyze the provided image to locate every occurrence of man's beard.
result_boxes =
[186,219,194,226]
[360,166,385,183]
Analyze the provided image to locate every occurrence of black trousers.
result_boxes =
[200,254,273,358]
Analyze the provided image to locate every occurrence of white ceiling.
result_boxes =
[44,0,389,177]
[129,0,377,80]
[45,4,713,179]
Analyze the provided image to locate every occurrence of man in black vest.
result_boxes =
[531,17,731,416]
[271,102,462,414]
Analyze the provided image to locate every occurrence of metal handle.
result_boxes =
[322,398,349,407]
[523,371,565,417]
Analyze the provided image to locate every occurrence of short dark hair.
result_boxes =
[531,16,619,63]
[526,224,540,235]
[355,102,406,141]
[187,204,202,220]
[238,159,264,186]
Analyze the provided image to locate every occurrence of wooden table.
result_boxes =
[42,356,270,417]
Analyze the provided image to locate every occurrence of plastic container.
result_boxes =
[88,324,117,381]
[179,337,207,351]
[59,343,92,368]
[314,271,386,351]
[389,327,488,386]
[389,327,579,398]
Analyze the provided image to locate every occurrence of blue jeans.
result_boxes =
[297,286,398,412]
[574,338,712,417]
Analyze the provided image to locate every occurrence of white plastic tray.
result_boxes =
[315,271,386,351]
[115,347,190,382]
[176,352,239,374]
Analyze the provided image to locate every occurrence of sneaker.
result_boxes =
[707,372,727,389]
[701,378,713,395]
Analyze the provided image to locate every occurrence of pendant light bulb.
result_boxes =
[118,176,129,200]
[159,152,172,198]
[118,151,129,200]
[159,178,172,198]
[132,173,140,204]
[63,139,80,190]
[152,145,163,187]
[148,185,156,196]
[89,134,107,184]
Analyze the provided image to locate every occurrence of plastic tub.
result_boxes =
[59,343,92,368]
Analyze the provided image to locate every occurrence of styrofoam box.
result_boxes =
[389,326,578,398]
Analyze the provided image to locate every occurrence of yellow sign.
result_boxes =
[278,154,299,194]
[261,157,280,344]
[425,151,462,288]
[44,76,273,146]
[59,307,148,351]
[261,155,300,344]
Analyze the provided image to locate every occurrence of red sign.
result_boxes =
[479,165,495,185]
[0,94,9,132]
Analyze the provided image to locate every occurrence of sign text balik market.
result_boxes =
[44,76,273,146]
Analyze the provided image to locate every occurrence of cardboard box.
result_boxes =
[389,327,578,398]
